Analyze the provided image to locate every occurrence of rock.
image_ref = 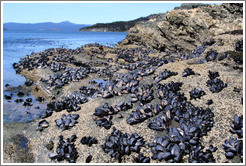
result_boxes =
[120,4,243,54]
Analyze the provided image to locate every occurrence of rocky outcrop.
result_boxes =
[120,3,243,53]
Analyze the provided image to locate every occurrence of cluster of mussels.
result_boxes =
[180,39,215,60]
[139,79,216,163]
[55,114,79,130]
[223,114,243,161]
[127,104,160,125]
[230,114,243,138]
[182,68,195,77]
[52,54,76,63]
[80,136,98,146]
[131,84,154,105]
[101,127,145,162]
[189,88,206,100]
[48,135,78,163]
[116,54,135,63]
[154,69,178,83]
[149,127,217,163]
[206,71,227,93]
[48,61,67,72]
[93,101,132,129]
[42,87,98,119]
[12,47,80,73]
[41,67,97,89]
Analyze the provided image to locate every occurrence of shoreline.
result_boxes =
[3,41,243,163]
[3,3,243,164]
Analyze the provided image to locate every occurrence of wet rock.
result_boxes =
[4,95,12,100]
[17,91,25,97]
[15,98,24,103]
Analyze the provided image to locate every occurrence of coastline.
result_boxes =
[3,42,243,163]
[2,3,243,164]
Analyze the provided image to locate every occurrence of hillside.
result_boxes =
[3,21,90,31]
[79,14,165,32]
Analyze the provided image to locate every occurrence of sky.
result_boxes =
[3,2,221,24]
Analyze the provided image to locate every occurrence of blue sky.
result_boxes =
[3,3,220,24]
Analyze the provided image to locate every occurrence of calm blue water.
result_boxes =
[3,30,127,86]
[3,30,127,123]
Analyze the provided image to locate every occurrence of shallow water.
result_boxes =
[3,30,127,123]
[3,30,127,86]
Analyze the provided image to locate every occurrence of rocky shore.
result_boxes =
[3,3,243,163]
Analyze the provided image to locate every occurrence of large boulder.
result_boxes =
[120,3,243,53]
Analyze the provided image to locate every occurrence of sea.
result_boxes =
[2,30,127,122]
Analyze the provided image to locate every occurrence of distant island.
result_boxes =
[3,21,90,31]
[3,28,7,30]
[79,13,165,32]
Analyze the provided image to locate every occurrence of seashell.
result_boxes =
[225,152,234,159]
[86,155,92,163]
[48,152,58,159]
